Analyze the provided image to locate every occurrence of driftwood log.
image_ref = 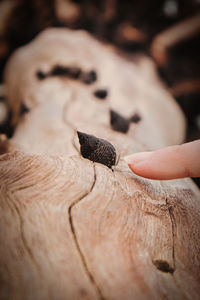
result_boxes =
[0,28,200,300]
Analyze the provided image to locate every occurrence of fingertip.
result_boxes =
[124,144,197,180]
[124,152,152,165]
[127,160,160,179]
[125,152,157,179]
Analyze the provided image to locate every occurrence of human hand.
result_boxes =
[124,140,200,180]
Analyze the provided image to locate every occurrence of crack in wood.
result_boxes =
[165,198,191,300]
[68,164,105,300]
[159,182,176,273]
[151,196,176,274]
[166,199,175,269]
[56,85,105,297]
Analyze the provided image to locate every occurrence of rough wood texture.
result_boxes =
[0,28,200,300]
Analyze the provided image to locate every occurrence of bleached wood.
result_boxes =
[0,28,199,300]
[4,28,186,150]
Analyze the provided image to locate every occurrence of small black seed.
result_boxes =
[50,65,82,79]
[20,103,30,115]
[77,131,116,168]
[110,109,130,133]
[36,71,46,80]
[94,89,108,99]
[153,260,174,274]
[130,113,141,123]
[51,65,70,76]
[81,70,97,84]
[68,67,82,79]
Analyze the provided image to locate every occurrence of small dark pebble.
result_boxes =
[153,260,174,274]
[68,67,82,79]
[110,109,130,134]
[130,113,141,123]
[77,131,116,168]
[36,70,46,80]
[81,70,97,84]
[20,103,30,115]
[50,65,82,79]
[51,65,70,76]
[94,89,108,99]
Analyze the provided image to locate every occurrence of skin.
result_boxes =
[124,140,200,180]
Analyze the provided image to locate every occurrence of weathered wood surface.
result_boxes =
[0,28,200,300]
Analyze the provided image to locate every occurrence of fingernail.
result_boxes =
[124,152,152,165]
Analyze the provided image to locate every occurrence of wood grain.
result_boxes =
[0,28,199,300]
[0,152,100,300]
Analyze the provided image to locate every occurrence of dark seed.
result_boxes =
[153,260,174,274]
[130,113,141,123]
[81,70,97,84]
[20,103,30,115]
[94,89,108,99]
[77,131,116,168]
[68,67,82,79]
[110,109,130,133]
[36,70,46,80]
[50,65,82,79]
[51,65,70,76]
